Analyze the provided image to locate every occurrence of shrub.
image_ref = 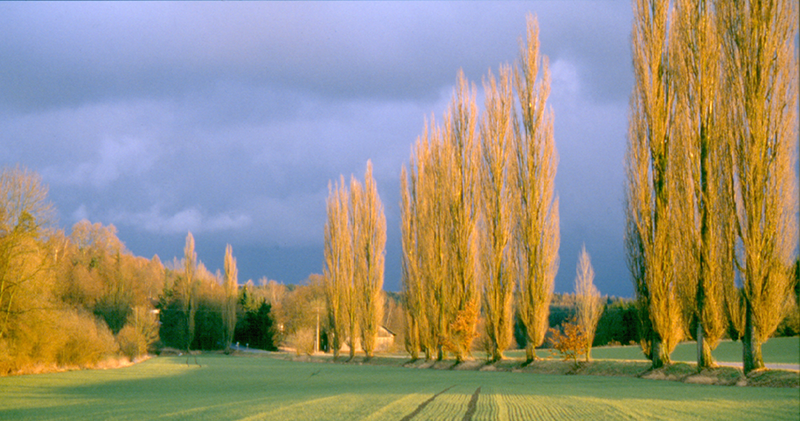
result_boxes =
[116,306,159,360]
[547,318,588,363]
[288,328,316,356]
[56,310,118,367]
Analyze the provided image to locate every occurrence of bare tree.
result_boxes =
[513,15,560,362]
[0,166,54,341]
[574,245,602,362]
[717,0,798,373]
[478,65,516,362]
[223,244,238,350]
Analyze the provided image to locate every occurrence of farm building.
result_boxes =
[339,326,396,353]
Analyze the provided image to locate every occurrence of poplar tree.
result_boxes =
[717,0,798,373]
[400,166,422,360]
[345,179,362,359]
[574,245,602,362]
[672,0,730,369]
[442,71,480,363]
[323,176,351,360]
[625,0,684,368]
[402,123,447,361]
[513,15,560,362]
[478,65,516,362]
[324,163,387,360]
[353,161,386,359]
[182,232,199,364]
[223,244,238,350]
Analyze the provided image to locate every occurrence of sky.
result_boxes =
[0,2,635,296]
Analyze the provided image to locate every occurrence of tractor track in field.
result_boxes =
[461,386,481,421]
[399,385,455,421]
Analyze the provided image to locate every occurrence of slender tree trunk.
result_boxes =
[525,342,536,362]
[695,319,715,369]
[651,336,664,369]
[742,303,764,373]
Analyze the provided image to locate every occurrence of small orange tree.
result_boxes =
[547,318,588,363]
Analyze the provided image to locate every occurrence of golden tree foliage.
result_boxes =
[116,306,159,360]
[672,0,731,369]
[477,65,516,362]
[574,245,602,362]
[0,167,54,341]
[513,15,560,362]
[400,72,480,363]
[548,318,588,363]
[323,162,387,360]
[717,0,798,373]
[442,71,481,363]
[401,122,445,361]
[353,162,386,358]
[223,244,238,350]
[626,0,684,368]
[400,15,562,364]
[323,175,351,360]
[0,167,169,374]
[400,166,422,360]
[182,232,198,353]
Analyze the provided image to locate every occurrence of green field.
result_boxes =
[498,336,799,365]
[1,354,797,420]
[591,336,800,365]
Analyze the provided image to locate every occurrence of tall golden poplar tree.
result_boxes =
[353,161,386,359]
[182,232,198,356]
[442,71,480,363]
[672,0,731,369]
[478,65,516,362]
[324,162,387,360]
[513,15,560,362]
[626,0,684,368]
[401,122,447,361]
[400,166,422,359]
[574,245,602,362]
[323,176,351,360]
[400,72,480,363]
[223,244,238,350]
[717,0,798,373]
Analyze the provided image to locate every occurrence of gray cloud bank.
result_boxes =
[1,2,635,296]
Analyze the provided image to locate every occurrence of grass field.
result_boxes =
[591,336,800,365]
[1,354,798,420]
[498,336,799,365]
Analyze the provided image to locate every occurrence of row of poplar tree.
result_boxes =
[400,16,560,364]
[323,15,566,364]
[322,162,387,360]
[625,0,798,373]
[323,0,798,372]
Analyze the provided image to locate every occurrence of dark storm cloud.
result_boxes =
[0,2,635,295]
